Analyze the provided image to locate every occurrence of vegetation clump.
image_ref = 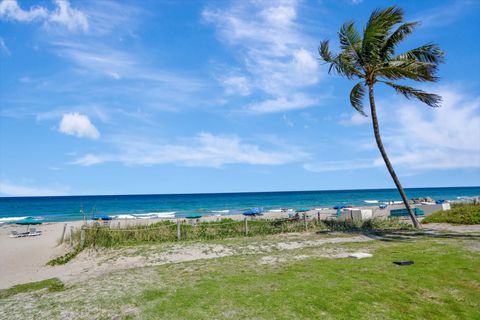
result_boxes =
[0,278,64,299]
[423,204,480,225]
[47,247,83,266]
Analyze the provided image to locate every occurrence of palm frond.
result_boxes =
[380,22,418,60]
[335,52,365,79]
[350,82,367,115]
[376,60,439,82]
[339,21,363,66]
[362,6,404,65]
[319,40,335,63]
[394,43,445,64]
[381,81,442,107]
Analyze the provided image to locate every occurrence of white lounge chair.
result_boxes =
[28,228,42,237]
[9,230,29,238]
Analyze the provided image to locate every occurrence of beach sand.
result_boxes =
[0,205,395,289]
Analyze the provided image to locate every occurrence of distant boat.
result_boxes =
[364,200,379,204]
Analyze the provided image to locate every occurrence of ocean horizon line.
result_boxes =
[1,185,479,199]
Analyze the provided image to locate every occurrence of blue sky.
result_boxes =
[0,0,479,196]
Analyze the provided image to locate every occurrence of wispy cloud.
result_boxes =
[0,36,10,55]
[52,40,204,89]
[304,159,380,173]
[0,0,88,32]
[203,0,321,113]
[382,86,480,170]
[248,94,317,113]
[0,180,69,196]
[339,112,370,126]
[59,112,100,139]
[73,132,309,167]
[414,0,478,28]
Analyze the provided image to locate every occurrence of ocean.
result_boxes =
[0,186,479,223]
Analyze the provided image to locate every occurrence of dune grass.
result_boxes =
[80,218,411,248]
[423,204,480,225]
[0,278,64,299]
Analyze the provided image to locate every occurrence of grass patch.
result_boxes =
[2,236,479,319]
[423,204,480,225]
[46,247,83,266]
[0,278,64,299]
[135,239,480,319]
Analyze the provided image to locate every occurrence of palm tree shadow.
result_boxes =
[363,230,480,242]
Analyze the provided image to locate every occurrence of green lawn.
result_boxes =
[1,234,479,319]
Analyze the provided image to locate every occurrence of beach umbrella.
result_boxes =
[295,208,310,213]
[333,205,346,210]
[14,217,43,225]
[243,207,263,216]
[12,217,43,231]
[186,214,202,219]
[92,215,112,221]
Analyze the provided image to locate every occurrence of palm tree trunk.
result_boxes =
[368,84,421,228]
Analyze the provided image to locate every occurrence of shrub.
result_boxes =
[423,204,480,225]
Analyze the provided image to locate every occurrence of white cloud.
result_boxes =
[339,112,370,126]
[0,181,68,196]
[0,0,88,32]
[248,94,317,113]
[73,132,308,167]
[48,0,88,32]
[303,159,379,173]
[58,112,100,139]
[0,37,10,55]
[222,76,251,96]
[203,1,320,113]
[382,87,480,170]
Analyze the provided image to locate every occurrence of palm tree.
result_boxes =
[318,6,444,228]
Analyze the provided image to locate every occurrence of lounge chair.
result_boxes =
[28,228,42,237]
[9,230,29,238]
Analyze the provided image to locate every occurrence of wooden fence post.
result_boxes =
[80,226,85,248]
[244,218,248,236]
[60,223,67,244]
[69,226,74,246]
[177,220,181,240]
[303,214,307,231]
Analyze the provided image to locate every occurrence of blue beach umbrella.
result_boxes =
[295,208,310,213]
[243,207,263,216]
[92,216,112,221]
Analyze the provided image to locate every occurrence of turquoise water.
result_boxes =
[0,187,479,223]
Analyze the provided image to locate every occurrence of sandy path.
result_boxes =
[0,222,83,289]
